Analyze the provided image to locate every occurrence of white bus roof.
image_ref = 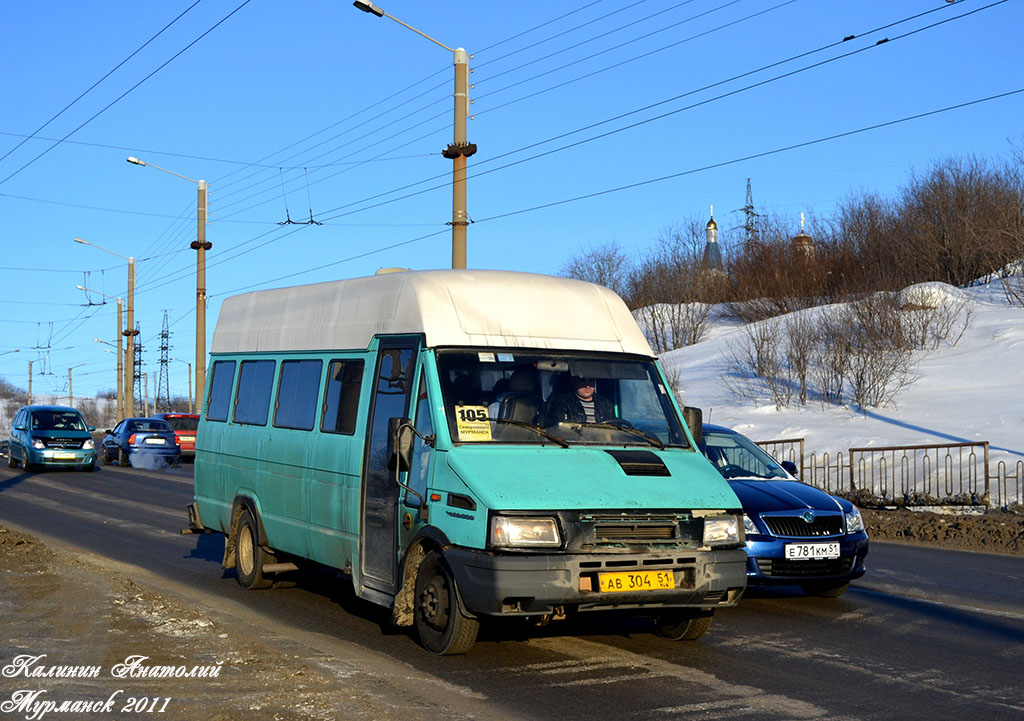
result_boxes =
[211,269,654,356]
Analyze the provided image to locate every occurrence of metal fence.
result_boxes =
[757,438,1024,508]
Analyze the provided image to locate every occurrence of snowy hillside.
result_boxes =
[661,282,1024,469]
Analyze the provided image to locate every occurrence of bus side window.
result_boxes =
[274,359,322,430]
[206,360,236,422]
[234,360,276,426]
[322,359,365,435]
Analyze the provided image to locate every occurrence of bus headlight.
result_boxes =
[703,515,742,547]
[490,516,561,548]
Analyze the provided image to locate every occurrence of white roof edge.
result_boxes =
[211,270,654,357]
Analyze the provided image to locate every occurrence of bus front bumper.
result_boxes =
[445,547,747,618]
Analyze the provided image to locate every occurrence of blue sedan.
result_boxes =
[700,424,868,597]
[101,418,181,468]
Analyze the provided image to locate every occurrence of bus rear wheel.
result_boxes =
[235,510,274,590]
[414,552,479,655]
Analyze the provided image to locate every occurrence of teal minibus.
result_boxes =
[186,270,746,654]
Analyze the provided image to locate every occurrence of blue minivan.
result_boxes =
[8,405,98,472]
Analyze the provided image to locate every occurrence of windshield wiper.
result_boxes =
[572,422,665,449]
[492,418,570,448]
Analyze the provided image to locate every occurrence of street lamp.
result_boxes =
[74,239,137,416]
[93,336,124,420]
[126,156,210,416]
[68,362,86,407]
[78,284,126,420]
[170,357,194,413]
[353,1,475,269]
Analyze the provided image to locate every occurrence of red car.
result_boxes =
[152,413,200,460]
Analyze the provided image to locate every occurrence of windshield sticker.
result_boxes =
[455,405,492,441]
[497,353,514,362]
[478,352,496,363]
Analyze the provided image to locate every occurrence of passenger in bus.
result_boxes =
[488,369,542,424]
[541,375,616,426]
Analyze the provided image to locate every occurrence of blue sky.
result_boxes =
[1,0,1021,402]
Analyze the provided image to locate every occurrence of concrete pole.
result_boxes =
[194,181,209,415]
[124,258,136,417]
[451,48,470,270]
[28,361,33,405]
[116,298,124,421]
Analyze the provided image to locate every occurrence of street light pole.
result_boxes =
[68,363,85,406]
[171,357,193,413]
[353,1,475,268]
[126,157,210,415]
[74,238,136,416]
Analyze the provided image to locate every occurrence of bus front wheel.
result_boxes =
[235,510,273,590]
[414,552,479,655]
[652,610,714,641]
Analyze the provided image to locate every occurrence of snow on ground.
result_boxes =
[661,282,1024,466]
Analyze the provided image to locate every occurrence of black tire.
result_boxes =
[414,551,479,655]
[801,581,850,598]
[83,462,97,473]
[103,450,113,465]
[652,611,714,641]
[234,510,274,590]
[118,448,129,467]
[7,450,17,469]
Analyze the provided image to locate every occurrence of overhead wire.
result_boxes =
[0,0,256,188]
[295,0,998,224]
[0,0,205,168]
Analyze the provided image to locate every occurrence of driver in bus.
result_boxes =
[541,375,617,426]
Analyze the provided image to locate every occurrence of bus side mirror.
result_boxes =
[387,416,413,473]
[683,406,703,447]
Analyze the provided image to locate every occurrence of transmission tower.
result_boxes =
[157,311,171,412]
[734,177,762,248]
[133,322,143,411]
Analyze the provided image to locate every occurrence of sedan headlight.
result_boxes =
[83,439,94,450]
[845,506,865,534]
[703,515,742,547]
[490,516,561,548]
[742,514,758,536]
[32,439,46,450]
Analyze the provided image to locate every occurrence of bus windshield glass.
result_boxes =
[435,350,688,447]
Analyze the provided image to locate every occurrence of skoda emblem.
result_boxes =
[801,510,815,524]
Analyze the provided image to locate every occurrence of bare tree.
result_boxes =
[559,241,632,298]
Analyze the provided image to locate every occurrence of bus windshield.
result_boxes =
[435,350,688,447]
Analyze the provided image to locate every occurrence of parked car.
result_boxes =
[7,405,97,472]
[101,417,181,467]
[152,412,199,460]
[699,423,868,597]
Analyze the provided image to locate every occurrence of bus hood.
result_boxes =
[445,446,741,511]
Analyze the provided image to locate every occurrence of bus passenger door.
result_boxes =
[360,338,418,594]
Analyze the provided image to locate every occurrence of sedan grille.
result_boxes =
[761,514,843,538]
[756,557,854,578]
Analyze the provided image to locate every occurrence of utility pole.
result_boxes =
[28,360,33,405]
[123,257,138,416]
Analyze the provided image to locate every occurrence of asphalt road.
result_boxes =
[2,463,1023,721]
